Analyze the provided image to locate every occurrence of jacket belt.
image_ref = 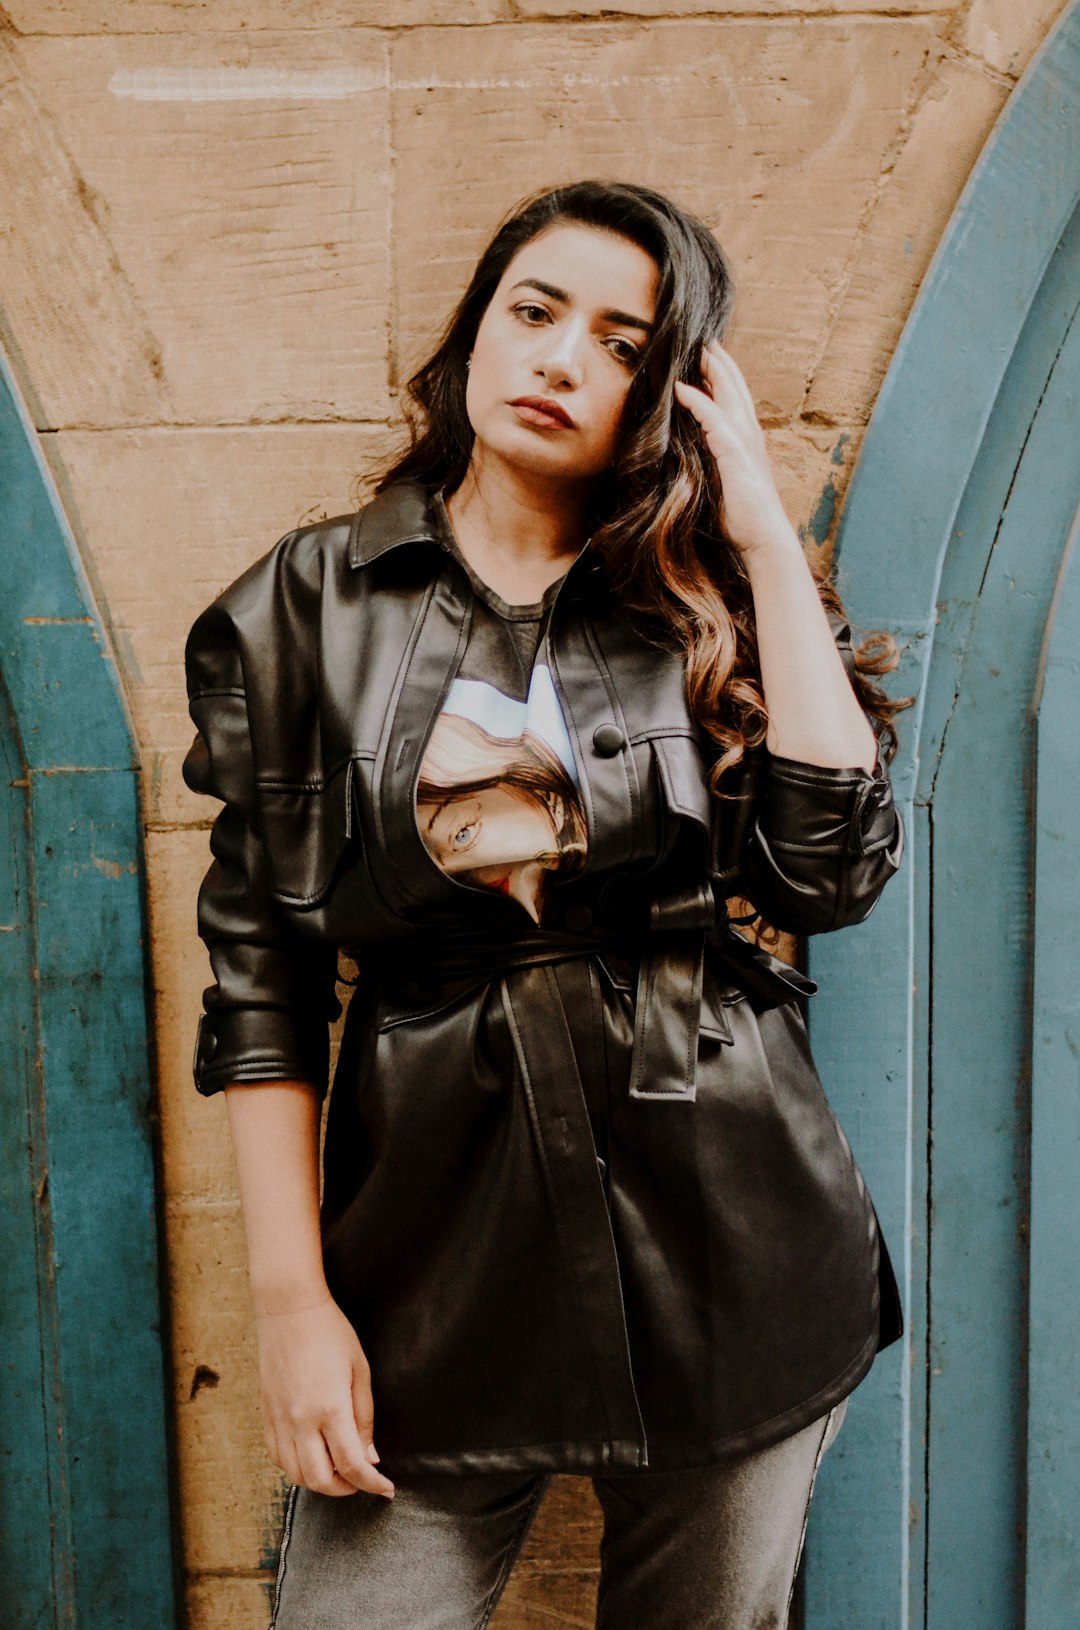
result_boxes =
[369,881,817,1106]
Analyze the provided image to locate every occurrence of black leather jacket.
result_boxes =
[184,479,904,1475]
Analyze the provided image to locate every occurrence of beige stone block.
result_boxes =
[391,19,940,419]
[6,0,509,29]
[0,39,170,430]
[145,820,348,1197]
[491,1476,601,1627]
[145,826,241,1202]
[515,0,943,12]
[961,0,1072,80]
[165,1194,290,1573]
[805,52,1008,424]
[186,1575,277,1630]
[45,423,396,823]
[12,32,392,427]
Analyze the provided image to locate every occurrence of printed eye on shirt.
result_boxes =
[416,664,587,924]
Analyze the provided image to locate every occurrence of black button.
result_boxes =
[201,1026,218,1061]
[592,723,626,757]
[565,904,594,933]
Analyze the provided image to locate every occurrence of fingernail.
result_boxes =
[366,1442,381,1464]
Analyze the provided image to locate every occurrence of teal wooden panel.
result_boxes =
[1027,513,1080,1625]
[908,195,1080,1622]
[0,350,132,772]
[31,767,175,1625]
[803,808,929,1627]
[0,683,71,1627]
[0,344,178,1627]
[924,280,1080,1627]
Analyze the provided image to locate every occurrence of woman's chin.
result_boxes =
[472,428,601,488]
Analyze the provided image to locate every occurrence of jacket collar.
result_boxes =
[348,480,445,568]
[348,479,609,598]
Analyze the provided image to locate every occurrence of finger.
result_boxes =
[701,344,740,400]
[351,1369,397,1498]
[274,1437,304,1488]
[296,1433,362,1498]
[703,342,757,414]
[351,1364,375,1437]
[699,349,750,421]
[264,1423,283,1471]
[673,379,730,441]
[673,378,717,420]
[324,1411,396,1499]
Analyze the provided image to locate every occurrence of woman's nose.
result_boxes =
[536,322,586,388]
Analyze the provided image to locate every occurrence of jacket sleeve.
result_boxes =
[733,617,905,936]
[183,599,341,1098]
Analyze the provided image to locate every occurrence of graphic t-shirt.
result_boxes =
[415,503,588,925]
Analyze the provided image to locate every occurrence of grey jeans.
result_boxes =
[269,1399,846,1629]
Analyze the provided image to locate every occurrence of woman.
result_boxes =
[184,179,906,1629]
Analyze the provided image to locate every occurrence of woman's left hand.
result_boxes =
[673,340,793,559]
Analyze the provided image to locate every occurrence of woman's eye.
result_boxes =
[451,820,479,851]
[605,336,641,366]
[513,302,550,325]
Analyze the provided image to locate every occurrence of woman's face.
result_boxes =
[464,222,660,486]
[420,784,563,922]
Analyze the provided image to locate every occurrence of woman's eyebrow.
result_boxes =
[422,794,455,834]
[509,277,655,334]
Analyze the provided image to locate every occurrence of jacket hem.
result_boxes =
[376,1317,885,1479]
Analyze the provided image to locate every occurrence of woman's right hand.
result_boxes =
[255,1293,396,1499]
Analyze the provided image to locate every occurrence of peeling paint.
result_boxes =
[91,853,127,880]
[805,475,840,547]
[109,66,385,101]
[188,1365,220,1401]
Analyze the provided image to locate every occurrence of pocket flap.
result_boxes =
[258,761,354,908]
[649,732,713,831]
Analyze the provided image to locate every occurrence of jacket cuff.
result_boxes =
[193,1008,331,1098]
[759,748,896,859]
[740,745,903,935]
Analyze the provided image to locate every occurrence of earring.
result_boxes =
[466,358,472,370]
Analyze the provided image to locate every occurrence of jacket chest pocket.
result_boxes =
[257,760,358,908]
[644,729,714,832]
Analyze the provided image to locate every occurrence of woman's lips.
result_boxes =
[509,397,576,429]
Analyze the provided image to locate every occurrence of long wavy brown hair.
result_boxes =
[369,179,909,789]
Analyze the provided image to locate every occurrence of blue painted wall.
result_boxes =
[0,349,177,1626]
[1026,504,1080,1628]
[802,6,1080,1626]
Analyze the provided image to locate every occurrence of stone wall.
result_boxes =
[0,2,1067,1624]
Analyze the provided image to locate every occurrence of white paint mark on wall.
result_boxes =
[107,66,702,103]
[393,74,686,90]
[109,67,385,102]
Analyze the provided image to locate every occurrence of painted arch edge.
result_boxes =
[0,338,180,1626]
[833,0,1080,644]
[802,8,1080,1629]
[1026,501,1080,1626]
[0,344,136,773]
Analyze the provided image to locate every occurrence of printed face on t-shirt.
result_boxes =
[416,668,586,923]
